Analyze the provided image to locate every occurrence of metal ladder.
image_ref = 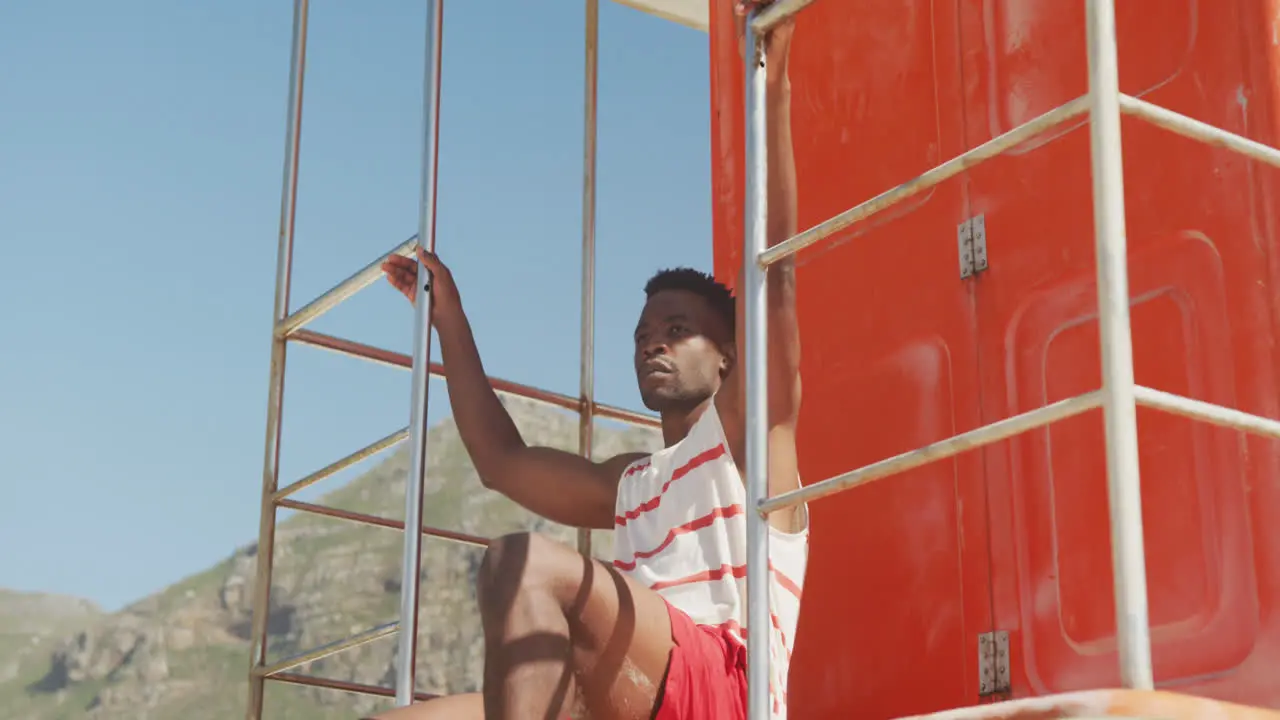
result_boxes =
[741,1,1280,719]
[243,0,662,715]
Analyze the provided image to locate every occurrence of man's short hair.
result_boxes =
[644,267,736,337]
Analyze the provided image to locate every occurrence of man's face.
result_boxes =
[632,289,732,413]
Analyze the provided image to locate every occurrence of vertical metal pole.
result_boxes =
[1085,0,1154,690]
[396,0,445,706]
[576,0,600,558]
[743,17,772,720]
[246,1,309,718]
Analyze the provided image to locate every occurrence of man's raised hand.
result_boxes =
[734,0,796,78]
[380,246,461,322]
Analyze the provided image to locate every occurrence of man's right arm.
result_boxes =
[382,248,645,529]
[430,293,644,530]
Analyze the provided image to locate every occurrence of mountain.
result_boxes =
[0,590,102,692]
[0,393,662,719]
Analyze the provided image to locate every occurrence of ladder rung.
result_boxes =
[1134,385,1280,441]
[267,670,438,702]
[759,389,1104,515]
[274,427,410,502]
[256,622,399,677]
[1119,94,1280,171]
[277,236,418,337]
[276,499,490,548]
[290,329,410,371]
[289,328,661,429]
[757,94,1091,269]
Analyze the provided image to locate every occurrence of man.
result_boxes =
[371,4,803,718]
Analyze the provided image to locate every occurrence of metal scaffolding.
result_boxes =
[245,0,1280,717]
[742,1,1280,718]
[244,0,662,715]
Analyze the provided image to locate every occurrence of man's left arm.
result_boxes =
[763,26,801,430]
[717,15,804,533]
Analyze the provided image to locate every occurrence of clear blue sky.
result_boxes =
[0,1,712,612]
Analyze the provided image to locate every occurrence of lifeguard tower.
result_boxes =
[244,1,1280,718]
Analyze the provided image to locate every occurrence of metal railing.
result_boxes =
[741,1,1280,719]
[243,0,659,714]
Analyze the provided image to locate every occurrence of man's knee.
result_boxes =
[476,532,545,601]
[476,532,578,611]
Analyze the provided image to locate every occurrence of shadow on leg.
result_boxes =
[478,531,578,718]
[479,532,675,720]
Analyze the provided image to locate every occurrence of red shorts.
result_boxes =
[654,600,747,720]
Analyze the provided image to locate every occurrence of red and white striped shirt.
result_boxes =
[612,402,808,719]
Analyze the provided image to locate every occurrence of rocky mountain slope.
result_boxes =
[0,591,102,691]
[0,393,661,719]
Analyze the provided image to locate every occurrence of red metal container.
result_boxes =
[708,2,1280,717]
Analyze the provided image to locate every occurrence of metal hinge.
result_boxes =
[958,214,988,279]
[978,630,1010,696]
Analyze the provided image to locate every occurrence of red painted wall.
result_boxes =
[707,2,1280,717]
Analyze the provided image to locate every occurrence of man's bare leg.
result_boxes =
[371,532,675,720]
[479,532,674,720]
[366,693,484,720]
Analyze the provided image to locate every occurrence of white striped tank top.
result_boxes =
[611,402,809,719]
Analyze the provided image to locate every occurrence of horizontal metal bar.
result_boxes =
[256,622,398,677]
[290,328,412,370]
[1118,94,1280,172]
[276,499,491,548]
[758,94,1091,267]
[277,236,418,337]
[1134,385,1280,440]
[750,0,816,33]
[760,389,1104,515]
[267,671,438,702]
[274,427,410,502]
[289,328,662,429]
